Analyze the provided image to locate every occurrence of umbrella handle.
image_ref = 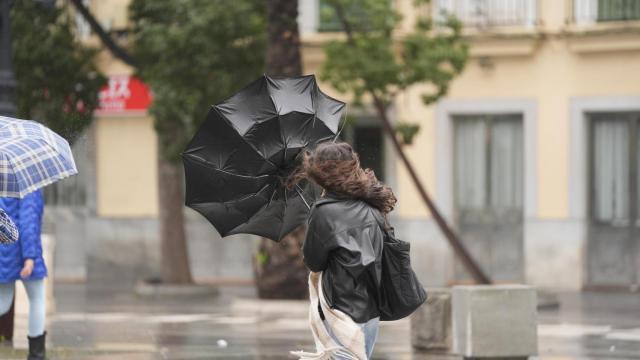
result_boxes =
[295,185,311,210]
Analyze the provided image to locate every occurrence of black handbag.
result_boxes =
[376,217,427,321]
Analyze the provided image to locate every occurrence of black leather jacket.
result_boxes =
[302,195,385,323]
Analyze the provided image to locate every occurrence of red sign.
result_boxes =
[97,75,153,114]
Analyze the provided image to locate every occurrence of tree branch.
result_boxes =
[331,1,356,45]
[69,0,137,67]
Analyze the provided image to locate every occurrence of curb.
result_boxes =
[134,281,220,297]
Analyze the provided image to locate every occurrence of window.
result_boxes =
[317,0,390,32]
[436,0,537,28]
[574,0,640,24]
[597,0,640,21]
[341,122,385,182]
[454,114,523,211]
[318,0,343,32]
[453,113,524,281]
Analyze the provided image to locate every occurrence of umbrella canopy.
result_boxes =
[0,116,78,198]
[183,74,346,241]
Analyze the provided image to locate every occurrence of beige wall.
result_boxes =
[87,0,159,219]
[393,33,640,219]
[95,115,159,217]
[91,0,130,30]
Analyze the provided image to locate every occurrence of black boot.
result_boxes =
[27,331,46,360]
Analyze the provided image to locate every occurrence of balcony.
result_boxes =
[574,0,640,24]
[435,0,538,29]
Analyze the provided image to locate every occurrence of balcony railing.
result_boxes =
[435,0,537,28]
[574,0,640,24]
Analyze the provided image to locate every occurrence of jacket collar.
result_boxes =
[312,191,351,208]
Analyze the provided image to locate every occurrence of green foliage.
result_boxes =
[129,0,267,162]
[394,122,420,145]
[11,1,106,143]
[320,0,468,108]
[256,251,269,266]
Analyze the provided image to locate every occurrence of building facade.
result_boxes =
[48,0,640,291]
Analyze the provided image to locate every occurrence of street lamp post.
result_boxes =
[0,0,16,342]
[0,0,16,116]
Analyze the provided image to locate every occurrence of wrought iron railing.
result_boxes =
[574,0,640,24]
[435,0,538,28]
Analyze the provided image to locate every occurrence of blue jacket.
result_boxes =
[0,190,47,283]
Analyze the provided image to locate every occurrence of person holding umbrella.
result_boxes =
[0,190,47,359]
[184,75,425,359]
[0,115,79,360]
[289,141,396,360]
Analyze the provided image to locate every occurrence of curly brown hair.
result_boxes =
[288,142,397,214]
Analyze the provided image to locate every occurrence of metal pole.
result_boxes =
[0,0,16,116]
[0,0,16,341]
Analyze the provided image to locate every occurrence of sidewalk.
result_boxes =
[0,283,638,359]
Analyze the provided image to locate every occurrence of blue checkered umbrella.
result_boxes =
[0,116,78,198]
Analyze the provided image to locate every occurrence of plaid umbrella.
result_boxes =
[0,116,78,198]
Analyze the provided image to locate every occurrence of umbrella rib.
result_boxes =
[268,185,278,207]
[294,184,311,210]
[333,104,349,143]
[263,77,287,164]
[182,153,271,180]
[211,106,279,171]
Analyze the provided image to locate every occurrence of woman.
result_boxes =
[0,189,48,360]
[291,142,396,360]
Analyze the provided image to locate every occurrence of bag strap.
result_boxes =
[372,209,392,235]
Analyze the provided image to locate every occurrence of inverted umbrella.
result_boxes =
[0,116,78,198]
[182,74,346,241]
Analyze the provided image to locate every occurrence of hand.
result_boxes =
[20,259,34,279]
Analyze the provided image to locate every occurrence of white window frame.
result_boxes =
[435,99,537,219]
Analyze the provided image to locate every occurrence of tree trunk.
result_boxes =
[266,0,302,77]
[253,0,308,299]
[254,226,308,299]
[158,158,193,284]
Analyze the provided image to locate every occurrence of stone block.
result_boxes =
[452,285,537,359]
[410,288,452,351]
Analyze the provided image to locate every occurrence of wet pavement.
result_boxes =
[0,283,639,359]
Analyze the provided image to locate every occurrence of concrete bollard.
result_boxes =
[452,285,537,359]
[410,288,452,352]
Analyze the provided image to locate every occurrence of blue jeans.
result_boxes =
[0,279,46,337]
[323,317,380,359]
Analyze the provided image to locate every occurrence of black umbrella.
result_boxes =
[182,74,346,241]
